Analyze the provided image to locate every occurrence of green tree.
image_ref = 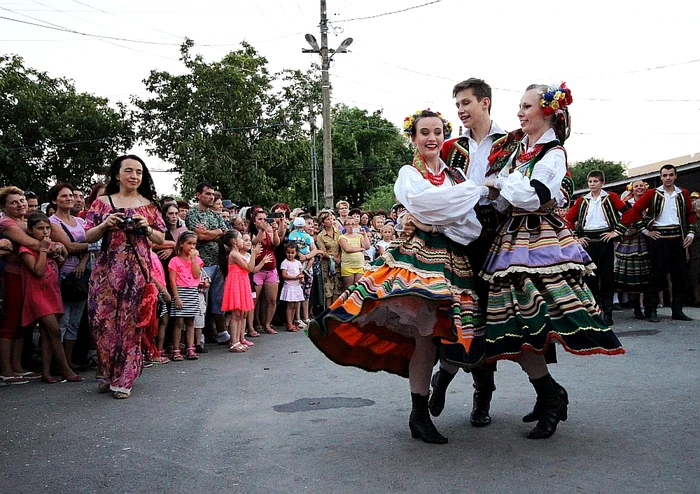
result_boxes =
[328,104,411,207]
[134,40,320,205]
[0,55,134,197]
[361,183,397,212]
[569,158,627,190]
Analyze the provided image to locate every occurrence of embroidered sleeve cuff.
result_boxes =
[432,225,444,234]
[614,224,628,236]
[641,229,651,237]
[687,233,695,240]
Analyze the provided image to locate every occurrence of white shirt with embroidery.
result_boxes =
[394,160,486,245]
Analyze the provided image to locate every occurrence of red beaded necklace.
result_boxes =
[518,144,544,163]
[412,152,446,186]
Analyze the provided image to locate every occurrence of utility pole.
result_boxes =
[319,0,332,210]
[302,1,353,210]
[309,99,319,211]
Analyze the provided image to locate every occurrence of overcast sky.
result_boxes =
[3,0,700,196]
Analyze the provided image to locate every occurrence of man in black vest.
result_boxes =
[430,79,507,427]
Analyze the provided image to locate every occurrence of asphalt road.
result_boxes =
[1,307,698,494]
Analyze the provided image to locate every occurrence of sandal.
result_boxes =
[63,374,85,383]
[113,391,130,399]
[153,355,170,364]
[0,375,30,385]
[42,376,59,384]
[186,347,199,360]
[14,371,41,380]
[172,349,184,361]
[262,326,278,334]
[248,330,260,338]
[229,343,247,353]
[241,339,254,347]
[286,325,297,332]
[97,380,111,393]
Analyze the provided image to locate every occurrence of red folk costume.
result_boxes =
[622,186,697,237]
[565,191,629,236]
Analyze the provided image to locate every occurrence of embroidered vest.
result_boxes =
[647,190,696,238]
[573,195,624,235]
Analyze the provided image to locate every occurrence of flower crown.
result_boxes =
[626,180,649,192]
[403,108,453,139]
[540,83,573,117]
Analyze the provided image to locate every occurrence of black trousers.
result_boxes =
[648,236,686,303]
[583,239,616,298]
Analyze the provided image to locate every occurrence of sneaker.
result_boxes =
[295,320,308,329]
[216,331,231,344]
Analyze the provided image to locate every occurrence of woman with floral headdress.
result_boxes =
[482,84,624,439]
[614,180,652,319]
[309,109,489,444]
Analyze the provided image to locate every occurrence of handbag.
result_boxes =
[57,220,91,302]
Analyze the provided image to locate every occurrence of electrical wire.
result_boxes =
[332,0,442,23]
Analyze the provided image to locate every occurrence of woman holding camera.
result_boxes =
[84,155,165,399]
[249,208,281,334]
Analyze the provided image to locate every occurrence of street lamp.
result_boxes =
[302,5,353,209]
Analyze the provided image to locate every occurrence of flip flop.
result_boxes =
[263,327,278,334]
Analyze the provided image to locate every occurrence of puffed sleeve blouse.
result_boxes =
[493,128,567,212]
[394,160,486,245]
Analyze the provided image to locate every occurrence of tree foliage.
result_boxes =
[0,55,134,197]
[328,104,411,207]
[569,158,627,190]
[134,40,321,205]
[361,183,397,212]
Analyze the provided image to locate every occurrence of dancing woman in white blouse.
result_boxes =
[309,110,490,444]
[482,84,624,439]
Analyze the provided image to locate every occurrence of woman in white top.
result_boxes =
[482,84,624,439]
[310,110,490,444]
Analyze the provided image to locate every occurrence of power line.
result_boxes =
[332,0,442,23]
[70,0,184,41]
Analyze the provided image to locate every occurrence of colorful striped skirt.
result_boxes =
[614,232,651,292]
[481,213,625,362]
[308,230,485,378]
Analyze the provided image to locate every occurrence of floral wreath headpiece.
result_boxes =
[403,108,453,139]
[540,83,573,117]
[626,180,649,192]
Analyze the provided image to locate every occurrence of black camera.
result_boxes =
[117,209,147,235]
[265,217,275,224]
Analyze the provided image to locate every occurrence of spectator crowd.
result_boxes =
[0,170,407,391]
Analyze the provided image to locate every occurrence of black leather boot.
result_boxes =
[527,374,567,440]
[409,393,448,444]
[522,377,568,422]
[601,294,614,326]
[672,298,693,321]
[470,368,495,427]
[428,368,456,417]
[645,292,660,322]
[632,297,645,320]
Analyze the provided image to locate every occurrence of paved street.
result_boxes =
[1,308,699,494]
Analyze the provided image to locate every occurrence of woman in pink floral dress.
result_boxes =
[84,155,165,399]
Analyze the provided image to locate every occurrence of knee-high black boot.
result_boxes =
[527,374,567,440]
[672,297,693,321]
[428,368,456,417]
[645,291,660,323]
[523,377,568,422]
[410,393,448,444]
[601,294,614,326]
[470,368,495,427]
[632,296,645,320]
